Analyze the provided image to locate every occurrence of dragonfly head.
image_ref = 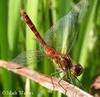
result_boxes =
[71,64,83,76]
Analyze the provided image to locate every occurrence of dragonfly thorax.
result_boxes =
[45,46,73,70]
[44,46,83,76]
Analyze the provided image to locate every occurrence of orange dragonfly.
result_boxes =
[12,0,88,91]
[20,10,83,77]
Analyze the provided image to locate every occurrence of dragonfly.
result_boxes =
[20,10,83,76]
[12,0,88,92]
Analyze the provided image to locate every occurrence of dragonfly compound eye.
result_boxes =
[71,64,84,76]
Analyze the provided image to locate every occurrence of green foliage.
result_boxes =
[0,0,100,97]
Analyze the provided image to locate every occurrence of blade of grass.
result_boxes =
[8,0,21,56]
[0,0,13,97]
[72,0,98,91]
[25,1,39,97]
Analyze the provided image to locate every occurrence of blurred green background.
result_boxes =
[0,0,100,97]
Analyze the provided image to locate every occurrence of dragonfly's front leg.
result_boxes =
[50,68,63,90]
[58,73,68,96]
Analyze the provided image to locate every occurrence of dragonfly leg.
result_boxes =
[71,74,85,90]
[50,69,62,90]
[67,70,85,91]
[67,69,84,89]
[58,74,67,96]
[66,69,74,84]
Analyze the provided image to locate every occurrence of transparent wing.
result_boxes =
[10,50,47,66]
[45,0,88,54]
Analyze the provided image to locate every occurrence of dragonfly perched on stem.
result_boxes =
[12,0,88,95]
[20,9,84,93]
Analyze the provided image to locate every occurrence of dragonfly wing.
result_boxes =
[10,50,46,66]
[45,0,88,54]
